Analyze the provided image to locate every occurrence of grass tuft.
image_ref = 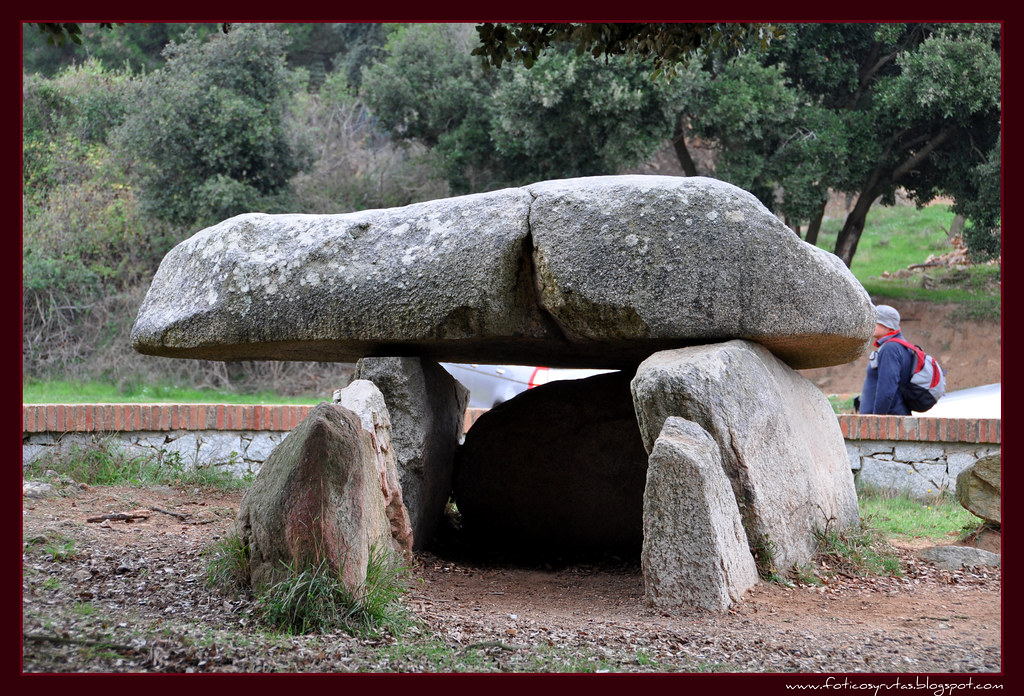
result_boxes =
[257,544,411,637]
[204,533,252,594]
[811,522,903,579]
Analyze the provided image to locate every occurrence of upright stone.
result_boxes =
[236,402,396,593]
[631,340,860,571]
[354,357,469,551]
[643,417,759,611]
[334,379,414,552]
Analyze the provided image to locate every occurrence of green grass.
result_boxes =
[222,542,413,638]
[816,203,1000,316]
[857,484,987,544]
[22,379,321,405]
[784,484,984,586]
[812,523,903,578]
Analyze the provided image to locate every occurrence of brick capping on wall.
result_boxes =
[23,404,1000,445]
[835,414,1000,444]
[22,403,316,435]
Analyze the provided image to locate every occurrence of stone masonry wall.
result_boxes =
[24,406,999,500]
[23,403,315,478]
[837,414,1001,501]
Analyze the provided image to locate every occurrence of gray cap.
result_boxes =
[875,304,900,331]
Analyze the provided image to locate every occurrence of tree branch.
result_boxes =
[891,126,957,182]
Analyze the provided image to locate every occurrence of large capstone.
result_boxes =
[631,340,861,572]
[131,176,874,370]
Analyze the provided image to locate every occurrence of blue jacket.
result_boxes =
[860,331,915,415]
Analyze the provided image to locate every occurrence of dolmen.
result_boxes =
[133,175,875,611]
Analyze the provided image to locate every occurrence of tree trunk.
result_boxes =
[949,213,967,240]
[672,116,699,177]
[834,192,876,267]
[803,198,828,247]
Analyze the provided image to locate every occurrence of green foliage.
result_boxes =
[258,545,410,636]
[23,437,248,490]
[282,23,388,91]
[44,537,78,562]
[25,438,155,486]
[362,25,679,194]
[811,522,903,579]
[488,49,679,185]
[361,24,495,194]
[204,534,252,594]
[679,22,1002,266]
[957,137,1002,261]
[23,23,228,78]
[21,60,186,381]
[115,24,310,227]
[471,22,784,76]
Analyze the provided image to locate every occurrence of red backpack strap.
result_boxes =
[886,337,925,372]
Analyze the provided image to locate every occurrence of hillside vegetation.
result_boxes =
[22,23,1000,404]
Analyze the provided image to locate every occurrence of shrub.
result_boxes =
[114,23,310,227]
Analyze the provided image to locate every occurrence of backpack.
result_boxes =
[887,337,947,412]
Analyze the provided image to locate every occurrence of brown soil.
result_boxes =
[799,301,1001,397]
[22,484,1001,674]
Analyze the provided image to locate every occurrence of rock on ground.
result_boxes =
[631,340,860,572]
[642,416,760,611]
[354,357,468,551]
[236,402,396,592]
[916,545,1001,571]
[956,453,1001,525]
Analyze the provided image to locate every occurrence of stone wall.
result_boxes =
[22,403,315,478]
[23,405,1000,501]
[837,414,1001,500]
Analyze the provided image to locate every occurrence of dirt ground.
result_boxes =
[22,483,1001,674]
[799,301,1000,396]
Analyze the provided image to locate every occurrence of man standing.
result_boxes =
[859,304,915,415]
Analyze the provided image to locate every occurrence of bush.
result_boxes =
[115,23,310,227]
[288,70,448,212]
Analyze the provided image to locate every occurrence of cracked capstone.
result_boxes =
[131,175,875,370]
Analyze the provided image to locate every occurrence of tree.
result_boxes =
[763,23,1001,266]
[475,22,1001,267]
[675,54,850,244]
[487,46,680,184]
[114,24,310,227]
[361,24,680,194]
[23,23,226,77]
[472,22,783,76]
